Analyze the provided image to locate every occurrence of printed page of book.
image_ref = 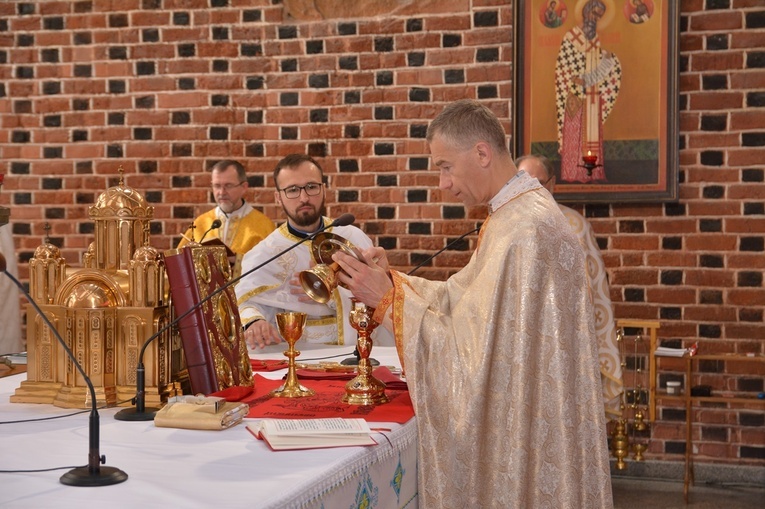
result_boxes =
[247,418,377,451]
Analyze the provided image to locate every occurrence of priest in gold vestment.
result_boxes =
[178,160,275,278]
[334,100,613,508]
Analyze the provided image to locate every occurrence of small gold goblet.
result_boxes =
[269,311,314,398]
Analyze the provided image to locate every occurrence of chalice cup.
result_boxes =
[270,311,314,398]
[343,299,388,406]
[300,232,363,304]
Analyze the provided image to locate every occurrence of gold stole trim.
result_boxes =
[371,270,412,371]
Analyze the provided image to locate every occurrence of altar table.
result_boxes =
[0,346,418,509]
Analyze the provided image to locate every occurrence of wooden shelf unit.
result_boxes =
[651,351,765,502]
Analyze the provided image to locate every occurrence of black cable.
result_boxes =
[0,465,86,474]
[407,226,481,276]
[298,350,356,362]
[0,397,134,425]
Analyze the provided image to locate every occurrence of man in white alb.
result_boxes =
[236,154,393,349]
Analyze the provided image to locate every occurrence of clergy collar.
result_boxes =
[286,218,328,239]
[488,170,541,214]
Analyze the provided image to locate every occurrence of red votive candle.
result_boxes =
[582,153,598,165]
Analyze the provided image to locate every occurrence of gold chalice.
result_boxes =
[342,299,388,406]
[269,311,314,398]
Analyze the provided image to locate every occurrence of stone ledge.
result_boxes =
[611,459,765,487]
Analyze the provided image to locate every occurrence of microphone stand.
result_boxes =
[407,225,481,276]
[341,224,481,366]
[0,255,128,486]
[198,219,222,244]
[115,214,356,421]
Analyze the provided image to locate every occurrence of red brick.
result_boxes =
[689,11,744,31]
[730,110,765,130]
[684,235,739,251]
[688,91,744,110]
[688,201,740,216]
[728,148,765,167]
[730,69,765,90]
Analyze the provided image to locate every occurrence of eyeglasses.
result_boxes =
[278,182,324,199]
[212,182,245,192]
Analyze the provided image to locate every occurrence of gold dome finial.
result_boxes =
[118,165,125,186]
[43,222,52,243]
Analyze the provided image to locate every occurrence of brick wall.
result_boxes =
[0,0,762,465]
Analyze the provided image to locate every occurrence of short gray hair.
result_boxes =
[426,99,509,155]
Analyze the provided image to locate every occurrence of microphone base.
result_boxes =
[60,466,128,487]
[341,356,380,367]
[114,406,159,421]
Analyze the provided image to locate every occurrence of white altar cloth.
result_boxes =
[0,346,418,509]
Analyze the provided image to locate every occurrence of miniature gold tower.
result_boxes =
[12,170,183,408]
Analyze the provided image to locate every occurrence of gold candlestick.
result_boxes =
[269,311,314,398]
[342,299,388,406]
[612,419,629,470]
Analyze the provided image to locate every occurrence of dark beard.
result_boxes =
[287,203,326,228]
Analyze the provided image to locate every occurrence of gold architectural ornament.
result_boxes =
[269,311,314,398]
[12,171,184,409]
[342,299,388,406]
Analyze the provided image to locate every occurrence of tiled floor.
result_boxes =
[612,476,765,508]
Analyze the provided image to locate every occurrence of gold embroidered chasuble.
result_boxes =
[179,205,275,255]
[387,174,613,508]
[178,205,275,279]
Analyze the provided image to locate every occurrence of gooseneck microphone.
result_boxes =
[115,213,356,421]
[198,218,222,243]
[407,225,482,276]
[0,253,128,487]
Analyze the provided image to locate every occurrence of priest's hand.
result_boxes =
[333,247,392,308]
[244,320,283,349]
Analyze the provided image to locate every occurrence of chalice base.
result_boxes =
[270,383,315,398]
[342,373,388,406]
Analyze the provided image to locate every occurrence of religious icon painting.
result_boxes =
[538,0,568,29]
[513,0,678,203]
[624,0,655,25]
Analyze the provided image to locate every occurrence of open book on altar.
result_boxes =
[247,418,377,451]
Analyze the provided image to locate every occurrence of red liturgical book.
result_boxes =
[165,244,254,395]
